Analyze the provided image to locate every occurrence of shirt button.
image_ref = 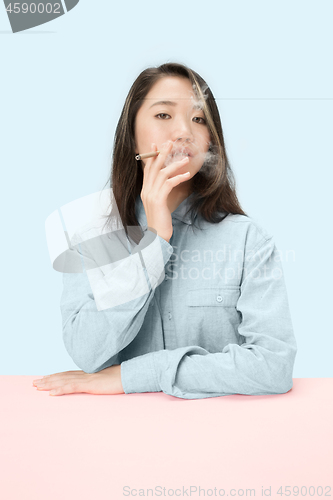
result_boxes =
[216,295,223,303]
[168,312,172,320]
[165,275,169,280]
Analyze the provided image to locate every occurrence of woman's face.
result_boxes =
[134,76,211,178]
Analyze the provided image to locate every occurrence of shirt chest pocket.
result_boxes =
[184,287,242,350]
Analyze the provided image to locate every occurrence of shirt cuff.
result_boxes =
[156,234,174,264]
[140,231,173,270]
[121,351,161,394]
[136,231,173,290]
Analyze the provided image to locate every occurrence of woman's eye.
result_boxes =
[155,114,206,124]
[193,117,206,124]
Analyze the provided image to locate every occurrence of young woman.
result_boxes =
[33,62,297,399]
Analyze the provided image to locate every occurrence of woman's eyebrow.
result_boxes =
[149,100,177,109]
[148,100,204,111]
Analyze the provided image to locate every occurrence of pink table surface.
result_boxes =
[0,378,332,500]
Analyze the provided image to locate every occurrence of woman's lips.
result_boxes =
[171,148,193,157]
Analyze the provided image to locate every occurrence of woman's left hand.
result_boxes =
[33,365,125,396]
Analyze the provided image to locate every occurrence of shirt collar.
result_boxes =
[135,192,196,229]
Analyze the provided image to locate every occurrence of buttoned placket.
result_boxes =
[159,231,176,349]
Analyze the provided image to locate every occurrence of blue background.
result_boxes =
[1,0,332,376]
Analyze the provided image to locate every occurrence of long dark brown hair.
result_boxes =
[101,62,247,243]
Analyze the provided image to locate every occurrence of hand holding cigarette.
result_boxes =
[140,141,191,243]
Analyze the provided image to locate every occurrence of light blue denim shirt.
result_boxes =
[60,192,297,399]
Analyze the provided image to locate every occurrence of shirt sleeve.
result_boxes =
[60,228,173,373]
[120,236,298,399]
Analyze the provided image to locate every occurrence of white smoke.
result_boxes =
[191,82,209,111]
[198,144,220,178]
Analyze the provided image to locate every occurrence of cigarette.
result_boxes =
[135,151,160,161]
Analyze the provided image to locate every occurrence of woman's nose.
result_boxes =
[171,120,194,143]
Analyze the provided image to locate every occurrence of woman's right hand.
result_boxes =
[140,140,190,242]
